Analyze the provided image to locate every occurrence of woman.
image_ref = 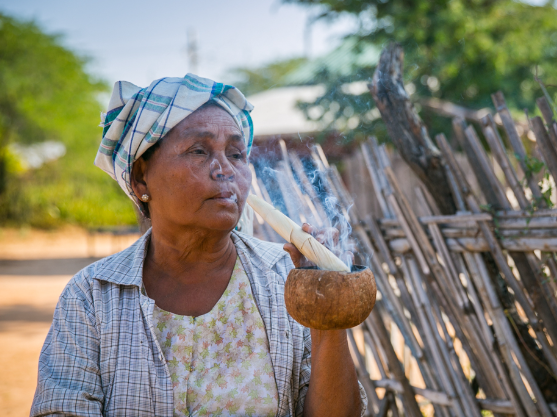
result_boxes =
[31,74,366,417]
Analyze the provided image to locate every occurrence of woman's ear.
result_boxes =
[131,157,149,199]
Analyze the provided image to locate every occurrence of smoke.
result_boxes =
[252,145,354,270]
[311,171,354,270]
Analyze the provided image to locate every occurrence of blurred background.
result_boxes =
[1,0,557,415]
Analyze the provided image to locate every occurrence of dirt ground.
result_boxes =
[0,227,139,417]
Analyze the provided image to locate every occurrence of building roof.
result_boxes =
[249,85,325,137]
[248,37,380,137]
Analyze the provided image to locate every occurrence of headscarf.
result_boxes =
[95,73,254,210]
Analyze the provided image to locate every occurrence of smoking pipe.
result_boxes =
[247,194,376,330]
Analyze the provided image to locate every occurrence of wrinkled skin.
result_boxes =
[131,104,361,417]
[135,105,251,234]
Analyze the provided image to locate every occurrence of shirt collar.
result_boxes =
[91,229,288,287]
[91,229,151,287]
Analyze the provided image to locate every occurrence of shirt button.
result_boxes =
[285,330,289,339]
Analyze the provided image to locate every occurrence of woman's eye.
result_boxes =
[191,149,206,155]
[228,152,245,161]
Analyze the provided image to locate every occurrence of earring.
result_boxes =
[140,194,150,202]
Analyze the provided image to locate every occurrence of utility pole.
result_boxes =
[187,28,198,74]
[304,17,313,58]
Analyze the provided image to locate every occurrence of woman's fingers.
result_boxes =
[284,242,313,268]
[301,223,314,235]
[283,243,302,268]
[304,223,340,247]
[290,223,349,268]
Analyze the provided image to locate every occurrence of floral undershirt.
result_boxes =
[151,257,279,417]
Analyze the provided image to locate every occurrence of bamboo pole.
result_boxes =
[361,140,392,218]
[415,186,471,311]
[464,125,511,208]
[436,139,529,417]
[437,135,554,417]
[347,329,381,414]
[376,166,472,412]
[478,116,557,357]
[430,297,484,417]
[379,214,557,228]
[480,116,530,209]
[536,97,557,153]
[461,252,527,415]
[383,166,483,325]
[405,257,477,417]
[492,91,545,203]
[367,310,423,417]
[381,162,502,414]
[371,141,395,201]
[288,152,329,226]
[389,235,557,253]
[412,154,510,407]
[323,150,448,408]
[531,116,557,183]
[456,129,541,326]
[324,168,426,363]
[453,118,505,206]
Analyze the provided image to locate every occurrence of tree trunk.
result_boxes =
[369,42,456,215]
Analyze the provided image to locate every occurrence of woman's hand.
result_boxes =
[283,223,362,416]
[283,223,353,268]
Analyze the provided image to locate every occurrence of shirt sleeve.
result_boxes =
[357,380,369,416]
[294,325,312,417]
[294,326,368,417]
[30,271,104,417]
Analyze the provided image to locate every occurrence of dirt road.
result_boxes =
[0,228,138,417]
[0,274,72,416]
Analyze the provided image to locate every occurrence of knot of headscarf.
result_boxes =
[95,73,254,210]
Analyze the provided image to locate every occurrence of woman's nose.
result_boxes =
[210,157,235,181]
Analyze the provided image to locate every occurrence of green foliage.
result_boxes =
[517,153,554,211]
[0,13,136,228]
[227,57,308,97]
[282,0,557,141]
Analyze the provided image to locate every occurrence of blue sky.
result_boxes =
[0,0,356,87]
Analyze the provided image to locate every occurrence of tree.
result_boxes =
[0,13,136,227]
[282,0,557,140]
[227,57,308,97]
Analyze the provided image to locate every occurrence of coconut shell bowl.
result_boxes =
[284,265,377,330]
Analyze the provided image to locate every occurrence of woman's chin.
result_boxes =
[199,213,240,232]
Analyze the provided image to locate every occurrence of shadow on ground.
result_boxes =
[0,258,101,276]
[0,304,54,324]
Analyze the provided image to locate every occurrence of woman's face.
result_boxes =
[131,104,252,233]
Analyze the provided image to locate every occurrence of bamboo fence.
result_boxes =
[251,92,557,416]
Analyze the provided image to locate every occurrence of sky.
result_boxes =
[0,0,357,88]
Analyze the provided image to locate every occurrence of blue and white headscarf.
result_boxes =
[95,74,254,209]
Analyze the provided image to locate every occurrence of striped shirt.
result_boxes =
[31,230,367,416]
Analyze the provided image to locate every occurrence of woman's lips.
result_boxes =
[210,191,238,205]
